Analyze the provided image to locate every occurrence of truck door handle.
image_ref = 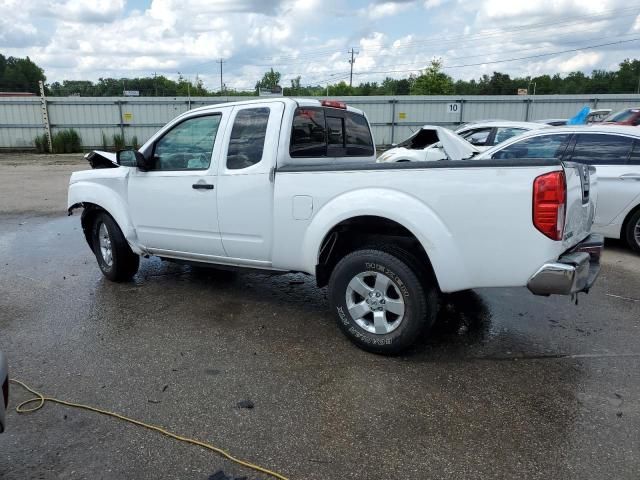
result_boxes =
[619,174,640,181]
[192,183,214,190]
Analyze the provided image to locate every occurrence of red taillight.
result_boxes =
[533,171,566,241]
[321,100,346,109]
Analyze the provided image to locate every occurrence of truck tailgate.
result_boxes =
[563,162,597,250]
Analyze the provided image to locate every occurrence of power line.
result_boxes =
[349,37,640,76]
[189,6,640,79]
[254,5,640,64]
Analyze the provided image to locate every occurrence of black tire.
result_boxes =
[328,248,437,355]
[90,212,139,282]
[624,209,640,253]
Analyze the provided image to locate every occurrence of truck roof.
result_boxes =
[187,97,367,117]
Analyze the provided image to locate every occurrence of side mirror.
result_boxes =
[116,149,153,171]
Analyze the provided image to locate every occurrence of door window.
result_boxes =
[153,114,221,170]
[629,140,640,164]
[491,134,570,160]
[570,134,633,165]
[460,128,492,146]
[226,107,270,170]
[493,127,527,145]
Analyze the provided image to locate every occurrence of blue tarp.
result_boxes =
[567,105,591,125]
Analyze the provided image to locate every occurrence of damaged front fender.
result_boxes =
[85,150,119,169]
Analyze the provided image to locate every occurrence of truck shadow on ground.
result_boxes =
[109,258,495,354]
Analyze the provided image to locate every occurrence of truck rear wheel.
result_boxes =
[328,248,437,354]
[624,209,640,253]
[90,212,139,282]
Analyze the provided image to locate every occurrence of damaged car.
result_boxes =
[377,121,546,163]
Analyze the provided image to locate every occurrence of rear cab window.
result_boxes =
[290,106,374,160]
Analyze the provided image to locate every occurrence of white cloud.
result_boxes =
[1,0,638,90]
[365,1,415,20]
[57,0,126,23]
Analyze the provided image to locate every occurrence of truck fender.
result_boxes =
[67,181,143,255]
[300,188,471,292]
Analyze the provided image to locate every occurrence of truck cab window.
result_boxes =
[153,114,221,170]
[345,112,374,156]
[290,107,327,157]
[226,107,270,170]
[327,116,345,146]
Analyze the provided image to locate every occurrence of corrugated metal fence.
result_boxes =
[2,94,640,150]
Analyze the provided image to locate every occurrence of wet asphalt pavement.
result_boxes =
[1,210,639,479]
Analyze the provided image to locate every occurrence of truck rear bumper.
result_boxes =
[527,234,603,296]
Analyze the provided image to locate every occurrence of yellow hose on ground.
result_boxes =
[9,379,290,480]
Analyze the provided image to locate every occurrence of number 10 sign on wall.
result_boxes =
[446,103,460,114]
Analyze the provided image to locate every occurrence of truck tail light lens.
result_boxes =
[321,100,347,109]
[533,171,566,241]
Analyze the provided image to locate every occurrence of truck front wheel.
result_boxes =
[328,248,437,354]
[90,212,140,282]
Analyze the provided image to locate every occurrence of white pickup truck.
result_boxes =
[68,98,603,354]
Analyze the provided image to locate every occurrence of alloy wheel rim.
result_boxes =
[98,222,113,267]
[345,271,405,334]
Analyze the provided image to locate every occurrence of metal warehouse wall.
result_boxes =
[2,94,640,150]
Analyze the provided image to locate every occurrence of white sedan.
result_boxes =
[378,121,547,163]
[477,125,640,252]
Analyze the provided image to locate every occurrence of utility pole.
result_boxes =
[38,80,52,152]
[153,72,158,96]
[217,59,226,95]
[348,48,358,87]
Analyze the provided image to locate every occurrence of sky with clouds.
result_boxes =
[1,0,639,91]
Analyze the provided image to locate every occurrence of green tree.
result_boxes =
[612,59,640,93]
[411,59,454,95]
[255,68,281,93]
[328,81,355,96]
[0,54,45,93]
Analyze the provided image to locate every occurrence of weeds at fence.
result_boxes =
[112,133,125,150]
[34,133,50,153]
[51,129,82,153]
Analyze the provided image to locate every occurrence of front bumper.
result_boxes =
[527,234,603,296]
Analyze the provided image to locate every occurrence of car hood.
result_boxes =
[436,126,480,159]
[377,126,479,162]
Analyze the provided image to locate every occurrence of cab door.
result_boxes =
[565,133,636,229]
[216,102,285,266]
[127,109,229,259]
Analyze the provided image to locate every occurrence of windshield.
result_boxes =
[604,109,638,122]
[397,129,439,149]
